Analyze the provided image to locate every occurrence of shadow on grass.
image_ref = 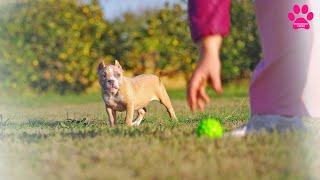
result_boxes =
[0,118,105,142]
[0,113,234,141]
[0,112,249,143]
[1,118,105,128]
[0,117,201,142]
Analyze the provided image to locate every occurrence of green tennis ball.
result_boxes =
[196,118,224,138]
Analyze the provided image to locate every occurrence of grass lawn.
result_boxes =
[0,84,317,179]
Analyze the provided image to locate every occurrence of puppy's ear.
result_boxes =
[98,60,105,71]
[114,60,122,70]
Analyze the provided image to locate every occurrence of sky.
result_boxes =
[99,0,182,20]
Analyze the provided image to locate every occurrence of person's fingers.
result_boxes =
[209,72,223,94]
[187,73,202,111]
[193,77,208,112]
[199,85,210,104]
[196,96,205,111]
[187,85,195,111]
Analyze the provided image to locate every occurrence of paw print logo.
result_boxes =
[288,4,314,30]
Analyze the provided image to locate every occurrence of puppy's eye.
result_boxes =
[115,73,120,78]
[103,73,106,78]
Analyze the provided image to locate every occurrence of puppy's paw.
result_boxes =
[132,121,140,126]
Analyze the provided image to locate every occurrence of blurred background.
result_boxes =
[0,0,261,95]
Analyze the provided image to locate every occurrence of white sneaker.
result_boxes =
[225,115,305,137]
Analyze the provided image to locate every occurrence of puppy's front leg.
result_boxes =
[125,103,134,126]
[112,110,117,125]
[106,107,115,127]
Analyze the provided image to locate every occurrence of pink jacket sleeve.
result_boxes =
[188,0,231,42]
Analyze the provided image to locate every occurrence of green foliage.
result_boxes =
[108,1,261,82]
[105,3,197,78]
[221,0,261,80]
[0,0,261,94]
[0,0,107,93]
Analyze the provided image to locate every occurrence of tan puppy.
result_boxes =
[97,60,177,127]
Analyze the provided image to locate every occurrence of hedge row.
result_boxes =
[0,0,261,94]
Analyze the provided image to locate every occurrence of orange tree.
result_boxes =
[0,0,107,93]
[0,0,260,94]
[105,1,261,83]
[104,4,197,79]
[221,0,261,80]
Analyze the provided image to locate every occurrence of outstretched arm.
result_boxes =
[187,35,223,111]
[187,0,231,111]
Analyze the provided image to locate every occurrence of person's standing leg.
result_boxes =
[229,0,315,136]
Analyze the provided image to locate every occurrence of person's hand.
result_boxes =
[187,35,223,112]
